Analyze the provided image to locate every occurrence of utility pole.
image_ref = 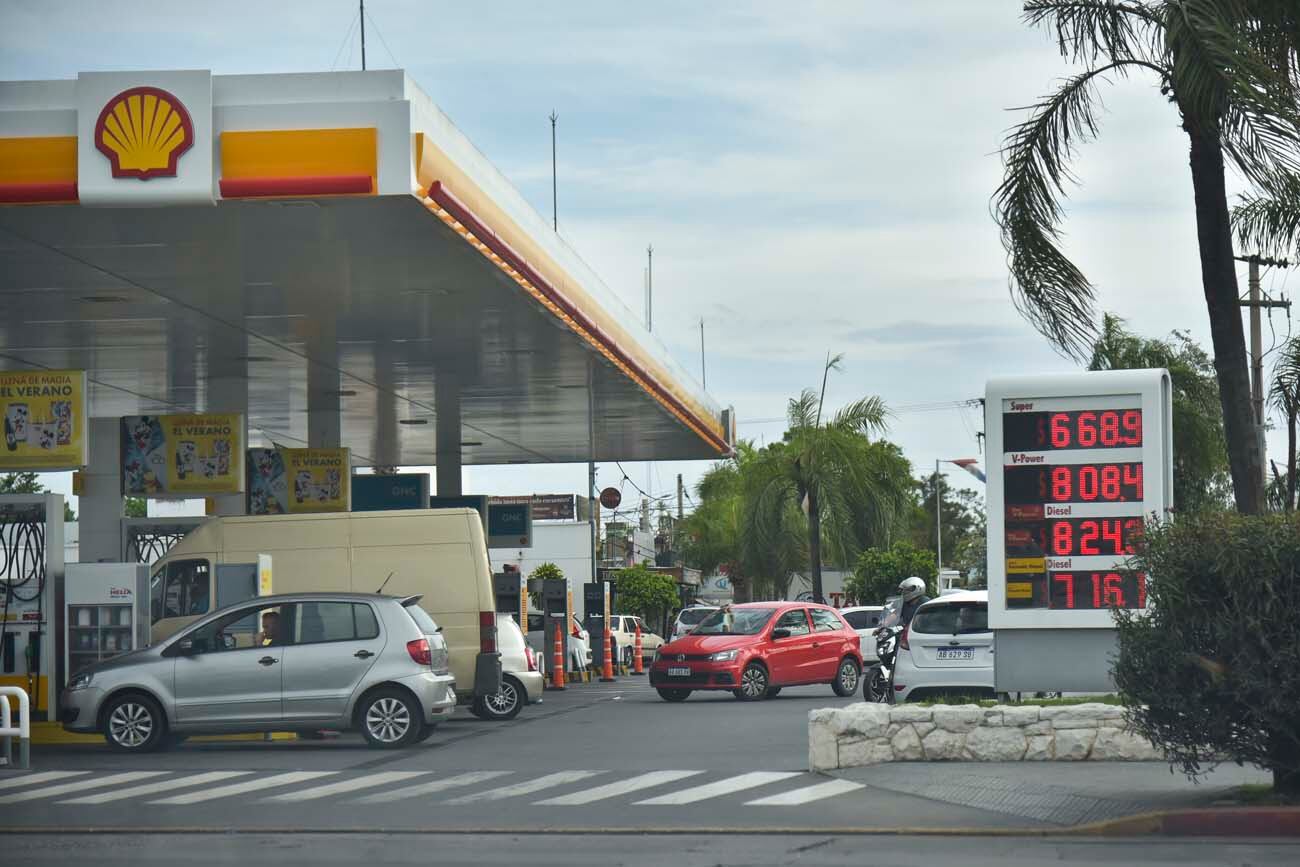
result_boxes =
[645,245,653,332]
[699,318,707,389]
[676,473,684,520]
[935,460,943,570]
[359,1,366,71]
[549,111,558,231]
[1236,254,1292,487]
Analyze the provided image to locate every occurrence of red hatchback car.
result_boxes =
[649,602,863,702]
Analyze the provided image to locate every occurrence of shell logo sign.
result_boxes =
[93,86,194,180]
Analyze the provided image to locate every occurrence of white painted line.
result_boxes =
[150,771,336,805]
[0,771,88,793]
[352,771,512,804]
[442,771,603,805]
[745,778,865,806]
[264,771,429,802]
[0,771,168,805]
[634,771,803,806]
[536,770,704,806]
[61,771,253,805]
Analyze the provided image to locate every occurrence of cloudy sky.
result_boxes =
[3,0,1292,515]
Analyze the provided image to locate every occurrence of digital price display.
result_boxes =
[988,371,1171,629]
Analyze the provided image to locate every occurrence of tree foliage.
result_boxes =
[612,563,679,621]
[1088,313,1231,512]
[845,541,938,607]
[909,476,986,567]
[1114,512,1300,795]
[0,472,76,521]
[995,0,1300,514]
[529,562,564,582]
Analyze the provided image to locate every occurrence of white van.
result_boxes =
[148,509,501,702]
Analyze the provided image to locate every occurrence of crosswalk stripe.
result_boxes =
[264,771,429,802]
[352,771,512,804]
[0,771,167,805]
[150,771,336,805]
[745,778,865,806]
[442,771,603,805]
[61,771,253,805]
[634,771,803,806]
[536,770,704,806]
[0,771,88,793]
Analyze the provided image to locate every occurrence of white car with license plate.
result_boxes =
[891,590,994,702]
[839,605,885,663]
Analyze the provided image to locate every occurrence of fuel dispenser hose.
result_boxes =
[0,511,47,713]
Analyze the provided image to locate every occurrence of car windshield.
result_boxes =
[678,608,716,625]
[692,607,776,635]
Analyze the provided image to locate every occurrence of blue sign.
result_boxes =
[351,473,430,511]
[487,502,532,549]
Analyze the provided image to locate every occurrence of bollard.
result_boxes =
[633,622,645,675]
[0,686,31,771]
[548,620,566,690]
[600,627,616,683]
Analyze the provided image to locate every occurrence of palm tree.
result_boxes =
[742,355,914,602]
[1268,338,1300,510]
[995,1,1300,515]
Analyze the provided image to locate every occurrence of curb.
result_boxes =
[1,810,1296,837]
[27,723,297,746]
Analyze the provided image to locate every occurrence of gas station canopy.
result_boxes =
[0,70,734,467]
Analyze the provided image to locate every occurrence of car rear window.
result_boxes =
[403,602,440,635]
[678,608,716,625]
[912,602,989,635]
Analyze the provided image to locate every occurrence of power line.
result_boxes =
[330,11,360,71]
[363,6,401,69]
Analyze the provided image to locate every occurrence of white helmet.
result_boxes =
[898,576,926,601]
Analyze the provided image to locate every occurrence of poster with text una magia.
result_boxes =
[0,369,87,470]
[120,414,245,496]
[247,447,350,514]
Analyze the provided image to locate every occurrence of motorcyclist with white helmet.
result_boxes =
[896,576,931,627]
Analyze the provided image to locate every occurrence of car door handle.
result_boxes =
[354,650,375,659]
[258,656,278,666]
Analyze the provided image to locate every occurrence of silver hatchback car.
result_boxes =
[61,592,456,751]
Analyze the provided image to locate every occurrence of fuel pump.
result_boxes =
[493,568,524,625]
[540,578,569,673]
[0,494,64,720]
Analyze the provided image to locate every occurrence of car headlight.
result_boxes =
[68,671,94,691]
[709,649,740,663]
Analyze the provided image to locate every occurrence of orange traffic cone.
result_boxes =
[600,626,616,682]
[633,622,645,675]
[548,620,566,690]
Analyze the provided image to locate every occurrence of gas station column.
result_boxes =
[436,375,462,497]
[308,365,342,449]
[208,375,248,517]
[79,417,125,563]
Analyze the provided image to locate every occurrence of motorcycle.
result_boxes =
[864,597,902,703]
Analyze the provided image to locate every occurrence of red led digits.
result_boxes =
[1047,518,1143,556]
[1049,572,1147,609]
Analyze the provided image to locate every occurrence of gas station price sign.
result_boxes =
[987,371,1172,630]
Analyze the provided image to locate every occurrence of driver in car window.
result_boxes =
[256,611,280,646]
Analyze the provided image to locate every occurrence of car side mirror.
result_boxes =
[771,628,791,640]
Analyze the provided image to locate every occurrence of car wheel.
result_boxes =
[358,688,422,748]
[657,688,691,702]
[415,723,438,742]
[864,665,889,702]
[102,693,166,753]
[734,663,768,701]
[832,657,861,697]
[765,687,782,699]
[476,676,524,721]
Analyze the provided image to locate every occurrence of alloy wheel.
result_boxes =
[108,702,154,748]
[741,665,767,698]
[485,681,519,716]
[839,661,860,692]
[365,697,412,743]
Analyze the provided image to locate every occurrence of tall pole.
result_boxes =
[1249,258,1265,486]
[588,360,598,583]
[699,318,707,389]
[549,111,558,232]
[645,244,653,332]
[677,473,684,520]
[359,0,366,71]
[935,460,943,571]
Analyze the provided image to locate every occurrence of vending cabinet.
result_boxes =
[64,563,150,678]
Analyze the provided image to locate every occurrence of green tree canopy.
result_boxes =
[0,472,76,521]
[845,541,938,607]
[909,476,986,569]
[1088,314,1231,513]
[613,563,679,622]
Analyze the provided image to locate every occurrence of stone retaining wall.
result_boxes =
[808,702,1163,771]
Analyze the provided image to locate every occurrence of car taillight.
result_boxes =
[899,625,910,651]
[524,644,537,672]
[480,611,497,654]
[407,638,432,667]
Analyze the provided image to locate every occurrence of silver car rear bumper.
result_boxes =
[395,671,458,724]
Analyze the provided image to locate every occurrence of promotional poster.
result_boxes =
[120,413,244,496]
[247,447,350,514]
[0,369,87,470]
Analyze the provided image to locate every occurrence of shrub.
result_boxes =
[1113,512,1300,796]
[845,541,937,605]
[613,563,679,622]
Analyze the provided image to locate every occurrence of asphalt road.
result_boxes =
[0,677,1284,863]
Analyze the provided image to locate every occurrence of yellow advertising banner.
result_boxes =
[121,414,245,496]
[247,447,350,514]
[0,369,87,470]
[1006,582,1034,600]
[1006,557,1047,575]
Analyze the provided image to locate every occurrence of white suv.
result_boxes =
[671,605,718,640]
[892,590,994,703]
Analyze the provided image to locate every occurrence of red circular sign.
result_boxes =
[599,487,622,509]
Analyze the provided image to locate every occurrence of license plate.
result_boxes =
[937,648,975,660]
[667,666,691,677]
